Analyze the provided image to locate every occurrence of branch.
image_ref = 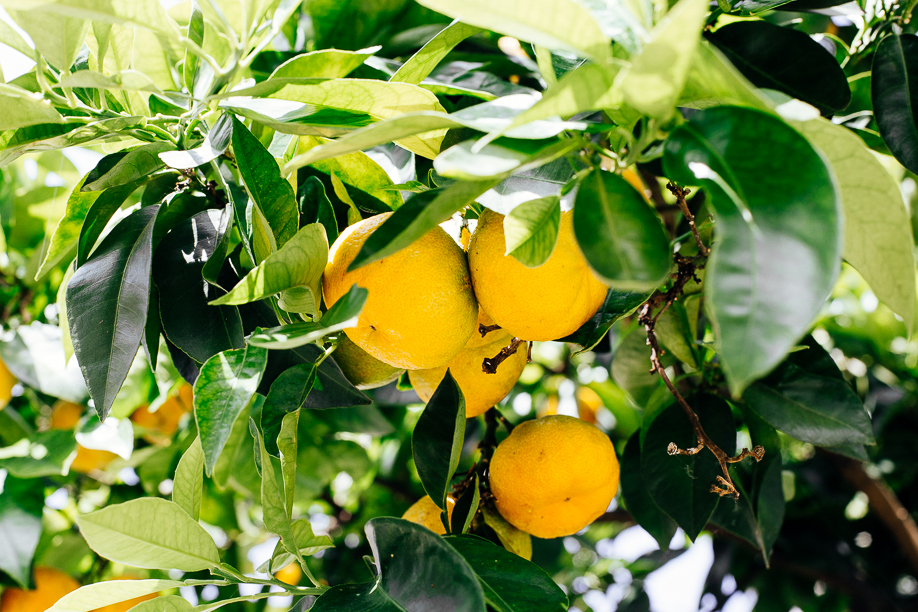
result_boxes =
[835,455,918,575]
[482,337,525,374]
[666,182,709,256]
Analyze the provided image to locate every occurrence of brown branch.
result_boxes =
[667,182,710,256]
[836,455,918,575]
[482,338,525,374]
[478,323,502,337]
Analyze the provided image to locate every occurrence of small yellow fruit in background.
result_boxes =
[575,387,602,424]
[0,356,15,409]
[401,495,456,535]
[334,334,405,390]
[130,386,193,444]
[92,576,156,612]
[468,209,608,342]
[489,415,619,539]
[0,567,79,612]
[323,213,478,370]
[409,311,526,418]
[275,563,302,586]
[49,401,118,475]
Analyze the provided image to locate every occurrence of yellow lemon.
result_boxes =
[333,334,405,390]
[401,495,456,535]
[0,567,79,612]
[0,356,15,408]
[489,415,619,539]
[409,311,526,418]
[49,401,118,474]
[275,563,302,586]
[323,213,478,370]
[91,576,156,612]
[468,209,608,341]
[130,390,191,444]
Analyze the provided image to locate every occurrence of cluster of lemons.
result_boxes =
[324,207,622,541]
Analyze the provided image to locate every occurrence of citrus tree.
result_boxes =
[1,0,918,610]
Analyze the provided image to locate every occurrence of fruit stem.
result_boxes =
[482,338,526,374]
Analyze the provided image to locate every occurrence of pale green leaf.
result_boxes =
[46,579,184,612]
[270,48,379,79]
[211,224,329,307]
[82,142,174,191]
[59,69,160,92]
[120,596,193,612]
[194,344,268,475]
[1,0,181,39]
[619,0,708,119]
[0,85,64,131]
[76,498,220,571]
[277,411,298,517]
[251,203,277,264]
[391,20,482,85]
[794,118,916,331]
[36,173,99,280]
[266,518,333,573]
[679,40,772,111]
[414,0,611,64]
[173,437,204,521]
[434,138,581,181]
[8,9,88,71]
[503,195,561,268]
[0,18,34,57]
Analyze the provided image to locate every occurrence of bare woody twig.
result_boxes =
[666,182,710,257]
[482,337,526,374]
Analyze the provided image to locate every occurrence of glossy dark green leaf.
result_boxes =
[82,143,173,192]
[707,22,850,115]
[663,106,841,396]
[450,474,480,535]
[503,195,560,268]
[194,343,268,476]
[67,205,159,420]
[298,175,338,244]
[260,342,373,409]
[160,114,232,170]
[573,169,671,292]
[0,430,77,478]
[872,34,918,174]
[311,518,486,612]
[620,432,678,549]
[261,363,318,456]
[445,534,568,612]
[76,180,144,267]
[412,371,466,510]
[350,179,499,270]
[562,288,652,351]
[154,211,245,364]
[0,476,43,587]
[232,117,298,248]
[742,336,875,446]
[641,394,736,540]
[142,285,160,369]
[201,201,234,285]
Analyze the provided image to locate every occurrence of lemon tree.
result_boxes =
[0,0,918,610]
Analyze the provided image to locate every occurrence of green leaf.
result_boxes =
[0,18,33,57]
[611,328,661,408]
[679,41,772,111]
[76,498,220,571]
[76,181,143,267]
[0,430,77,478]
[412,371,465,510]
[45,579,184,612]
[278,411,298,516]
[620,432,678,549]
[434,138,581,181]
[211,223,329,313]
[82,143,173,192]
[182,0,203,93]
[159,114,233,170]
[154,211,245,364]
[0,116,143,166]
[450,474,480,535]
[67,205,158,420]
[35,173,99,280]
[502,195,560,268]
[8,9,88,71]
[2,0,181,39]
[480,506,532,560]
[619,0,708,119]
[414,0,610,64]
[872,34,918,175]
[0,85,64,131]
[301,137,403,211]
[742,337,875,446]
[311,518,486,612]
[391,20,483,85]
[573,169,671,292]
[212,395,256,489]
[270,48,378,79]
[793,118,916,330]
[247,285,368,350]
[0,476,43,588]
[104,596,192,612]
[707,21,850,115]
[232,116,298,248]
[445,534,568,612]
[223,79,447,159]
[260,363,317,456]
[663,106,841,396]
[305,0,407,51]
[0,323,88,403]
[194,344,268,475]
[266,518,334,573]
[58,69,160,92]
[350,178,499,270]
[172,437,204,521]
[561,288,652,352]
[75,415,133,459]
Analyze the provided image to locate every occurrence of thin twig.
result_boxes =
[482,338,525,374]
[667,182,710,256]
[478,323,502,337]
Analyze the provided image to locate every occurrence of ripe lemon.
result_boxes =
[275,563,302,586]
[0,356,15,408]
[468,209,608,341]
[489,415,619,538]
[401,495,455,535]
[0,567,79,612]
[334,334,405,390]
[409,312,526,418]
[92,576,156,612]
[49,401,119,475]
[323,213,478,370]
[130,388,192,444]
